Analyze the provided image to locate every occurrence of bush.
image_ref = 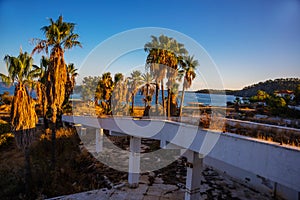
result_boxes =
[0,121,11,135]
[0,133,14,148]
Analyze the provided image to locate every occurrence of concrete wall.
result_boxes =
[62,115,300,199]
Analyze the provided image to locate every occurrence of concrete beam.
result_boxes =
[109,130,127,137]
[128,136,141,188]
[161,140,184,150]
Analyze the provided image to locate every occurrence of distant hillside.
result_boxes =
[195,89,237,95]
[235,78,300,97]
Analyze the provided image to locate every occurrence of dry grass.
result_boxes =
[225,122,300,147]
[0,126,128,199]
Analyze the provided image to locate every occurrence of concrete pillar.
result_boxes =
[128,136,141,188]
[185,150,203,200]
[160,138,166,149]
[81,127,87,136]
[74,124,82,134]
[96,128,103,153]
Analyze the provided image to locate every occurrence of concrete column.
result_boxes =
[185,150,203,200]
[81,127,87,136]
[74,124,82,135]
[95,128,103,153]
[128,136,141,188]
[160,138,166,149]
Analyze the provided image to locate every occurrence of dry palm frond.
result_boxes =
[46,47,67,122]
[10,82,37,149]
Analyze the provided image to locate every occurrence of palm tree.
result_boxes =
[144,35,187,118]
[128,70,143,114]
[168,82,180,116]
[0,50,38,196]
[178,55,198,116]
[140,72,155,107]
[97,72,114,114]
[165,38,187,117]
[111,73,129,115]
[64,63,78,104]
[32,15,81,168]
[145,36,166,113]
[30,56,49,127]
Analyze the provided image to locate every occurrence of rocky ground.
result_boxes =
[48,166,275,200]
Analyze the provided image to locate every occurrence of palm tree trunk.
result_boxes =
[161,81,165,116]
[179,86,186,117]
[146,84,149,108]
[131,93,134,115]
[24,146,32,197]
[155,82,159,113]
[167,88,171,119]
[51,121,56,170]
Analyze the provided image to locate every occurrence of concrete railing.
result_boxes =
[62,115,300,199]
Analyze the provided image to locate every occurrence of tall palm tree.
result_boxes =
[30,56,49,126]
[64,63,78,104]
[97,72,114,114]
[145,36,167,112]
[128,70,143,114]
[140,72,155,107]
[0,50,38,196]
[178,55,198,116]
[111,73,129,115]
[32,15,81,168]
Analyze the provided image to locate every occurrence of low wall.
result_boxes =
[204,131,300,199]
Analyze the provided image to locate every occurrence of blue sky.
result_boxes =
[0,0,300,90]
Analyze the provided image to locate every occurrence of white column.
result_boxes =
[96,128,103,153]
[185,150,203,200]
[160,139,166,149]
[128,136,141,188]
[81,127,87,136]
[74,124,82,135]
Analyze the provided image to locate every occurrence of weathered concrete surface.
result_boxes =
[47,169,277,200]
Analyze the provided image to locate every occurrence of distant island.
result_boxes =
[196,78,300,97]
[195,89,237,95]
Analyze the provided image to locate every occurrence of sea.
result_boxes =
[0,83,235,107]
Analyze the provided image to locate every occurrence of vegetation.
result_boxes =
[128,70,143,114]
[144,35,192,118]
[245,89,300,118]
[196,89,235,95]
[32,15,81,168]
[95,72,114,114]
[111,73,129,115]
[0,127,128,199]
[0,133,14,148]
[235,78,300,97]
[295,84,300,104]
[178,55,198,116]
[80,76,101,101]
[0,50,38,196]
[140,72,155,107]
[64,63,78,104]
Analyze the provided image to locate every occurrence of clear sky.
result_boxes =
[0,0,300,90]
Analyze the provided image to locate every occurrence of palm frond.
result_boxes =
[0,73,12,86]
